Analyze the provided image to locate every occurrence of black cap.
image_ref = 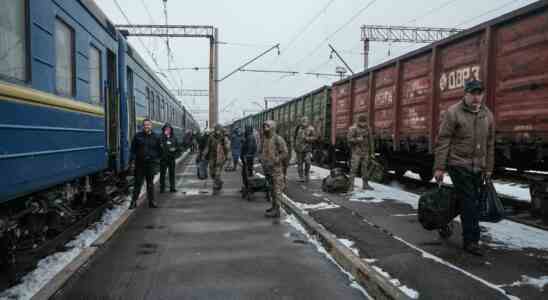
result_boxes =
[464,79,484,93]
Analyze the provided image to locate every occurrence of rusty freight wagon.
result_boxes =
[331,0,548,181]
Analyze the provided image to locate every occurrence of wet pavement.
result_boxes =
[51,156,365,300]
[283,166,548,300]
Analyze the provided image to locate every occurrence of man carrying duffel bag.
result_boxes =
[431,79,495,256]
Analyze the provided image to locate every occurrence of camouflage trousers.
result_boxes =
[351,153,371,181]
[296,151,312,179]
[209,160,225,190]
[271,168,285,208]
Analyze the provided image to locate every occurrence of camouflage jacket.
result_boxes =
[206,132,231,163]
[347,124,374,157]
[294,125,316,153]
[434,100,495,173]
[261,134,288,170]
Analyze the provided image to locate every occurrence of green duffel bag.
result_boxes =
[367,158,385,182]
[322,168,350,193]
[418,186,459,231]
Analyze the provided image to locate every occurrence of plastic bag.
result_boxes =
[478,179,504,223]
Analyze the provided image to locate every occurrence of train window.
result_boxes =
[146,88,151,117]
[55,18,75,97]
[0,0,27,81]
[89,46,101,105]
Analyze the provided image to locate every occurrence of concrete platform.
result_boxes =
[51,157,365,300]
[283,166,548,300]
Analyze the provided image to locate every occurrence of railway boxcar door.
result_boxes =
[106,50,120,170]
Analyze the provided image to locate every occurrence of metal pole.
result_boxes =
[363,38,369,70]
[328,44,354,75]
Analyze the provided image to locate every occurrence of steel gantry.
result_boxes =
[117,24,219,127]
[360,25,463,69]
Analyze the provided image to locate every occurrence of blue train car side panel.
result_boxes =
[0,99,106,203]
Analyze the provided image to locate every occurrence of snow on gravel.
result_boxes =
[338,238,360,256]
[291,201,340,213]
[0,201,129,300]
[504,275,548,291]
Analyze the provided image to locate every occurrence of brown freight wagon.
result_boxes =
[331,0,548,181]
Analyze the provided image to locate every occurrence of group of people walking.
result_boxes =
[128,78,493,256]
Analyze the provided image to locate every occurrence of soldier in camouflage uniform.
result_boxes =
[347,114,375,191]
[294,116,316,182]
[261,120,289,218]
[205,124,231,195]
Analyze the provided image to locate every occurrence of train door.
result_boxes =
[106,50,119,170]
[127,68,136,140]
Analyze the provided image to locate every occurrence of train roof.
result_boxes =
[333,0,548,86]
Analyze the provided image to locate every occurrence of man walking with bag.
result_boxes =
[433,79,495,256]
[347,114,375,191]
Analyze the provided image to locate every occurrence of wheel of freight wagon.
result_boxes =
[438,223,454,239]
[419,169,433,183]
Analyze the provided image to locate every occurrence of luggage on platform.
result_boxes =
[479,179,505,223]
[197,159,208,180]
[322,168,350,193]
[418,185,459,238]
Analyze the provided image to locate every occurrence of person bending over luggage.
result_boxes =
[159,123,179,193]
[261,120,288,218]
[434,79,495,257]
[240,125,257,189]
[129,119,162,209]
[294,116,316,182]
[347,114,375,191]
[205,125,231,195]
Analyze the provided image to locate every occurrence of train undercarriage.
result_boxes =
[0,171,131,282]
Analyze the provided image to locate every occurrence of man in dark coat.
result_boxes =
[129,119,162,209]
[434,79,495,256]
[160,123,180,193]
[230,127,242,171]
[240,125,257,189]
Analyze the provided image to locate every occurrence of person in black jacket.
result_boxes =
[160,123,180,193]
[129,119,162,209]
[240,125,257,189]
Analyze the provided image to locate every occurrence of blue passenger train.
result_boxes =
[0,0,198,262]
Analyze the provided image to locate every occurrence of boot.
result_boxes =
[129,200,137,209]
[265,203,280,218]
[362,178,374,190]
[149,200,158,208]
[463,242,484,256]
[348,175,355,192]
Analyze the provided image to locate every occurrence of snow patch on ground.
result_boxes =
[338,238,360,256]
[504,275,548,291]
[405,171,531,202]
[0,201,129,300]
[291,201,340,213]
[371,265,419,299]
[481,220,548,251]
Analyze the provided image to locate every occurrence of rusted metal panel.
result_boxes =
[333,82,352,139]
[373,66,396,139]
[400,53,432,139]
[493,9,548,142]
[351,75,370,116]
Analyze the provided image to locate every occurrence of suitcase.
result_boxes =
[418,186,459,238]
[197,159,208,180]
[241,175,272,201]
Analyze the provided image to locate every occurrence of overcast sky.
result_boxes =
[95,0,537,127]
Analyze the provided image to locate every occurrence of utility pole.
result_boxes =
[360,25,463,69]
[116,24,219,128]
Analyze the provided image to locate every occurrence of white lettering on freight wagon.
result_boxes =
[439,65,480,91]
